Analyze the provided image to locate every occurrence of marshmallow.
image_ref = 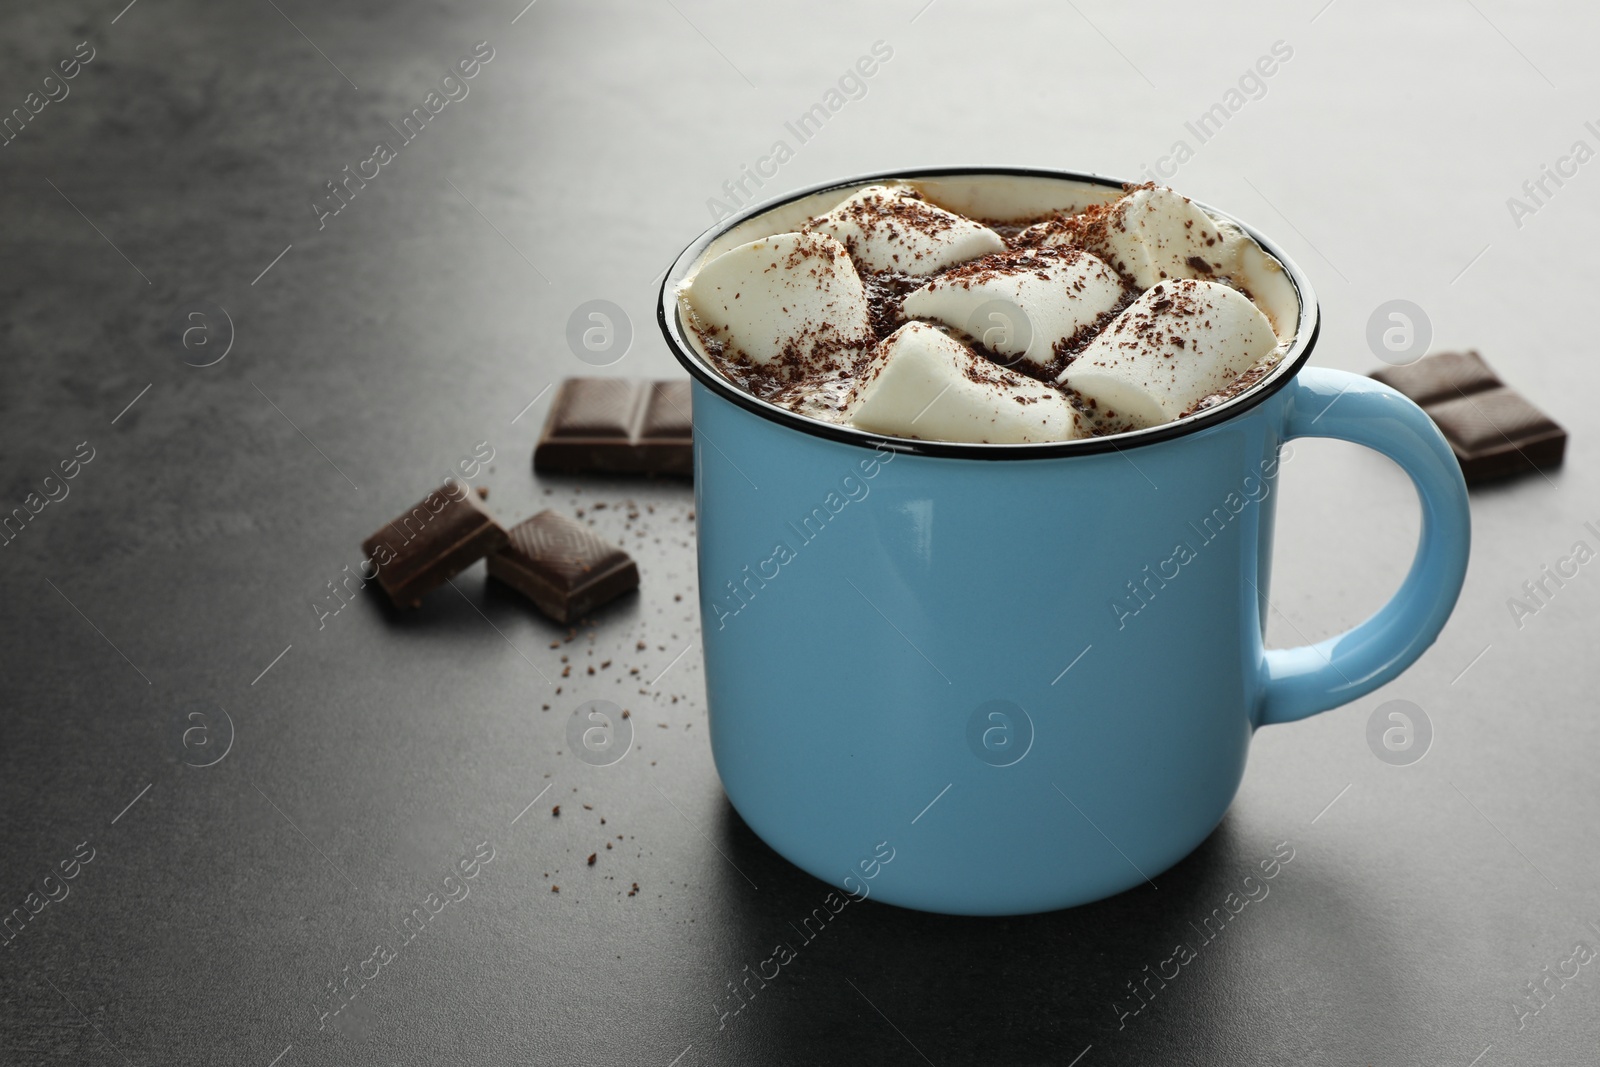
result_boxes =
[849,322,1082,443]
[681,230,874,373]
[811,184,1006,276]
[900,247,1126,369]
[1024,186,1230,289]
[1058,279,1278,428]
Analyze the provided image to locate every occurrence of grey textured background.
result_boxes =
[1,1,1596,1064]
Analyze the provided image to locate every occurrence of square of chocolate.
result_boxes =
[488,510,639,623]
[361,484,508,608]
[1369,350,1500,406]
[534,378,692,476]
[638,381,693,471]
[1427,387,1567,483]
[1368,350,1566,485]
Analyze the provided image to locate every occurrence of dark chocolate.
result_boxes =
[361,484,509,608]
[1427,388,1566,483]
[487,510,639,623]
[534,379,692,476]
[1370,351,1565,484]
[1369,350,1500,407]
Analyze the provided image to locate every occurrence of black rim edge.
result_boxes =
[655,166,1321,460]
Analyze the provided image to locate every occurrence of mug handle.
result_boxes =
[1257,367,1472,726]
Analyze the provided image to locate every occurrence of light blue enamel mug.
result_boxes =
[658,168,1470,915]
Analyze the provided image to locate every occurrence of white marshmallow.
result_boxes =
[900,248,1126,369]
[811,184,1006,276]
[681,230,874,372]
[1058,279,1278,428]
[849,322,1082,444]
[1024,186,1230,289]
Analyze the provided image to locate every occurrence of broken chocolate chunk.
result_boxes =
[1427,387,1566,483]
[1370,351,1565,484]
[534,378,692,476]
[1369,350,1501,408]
[487,510,640,623]
[361,484,508,608]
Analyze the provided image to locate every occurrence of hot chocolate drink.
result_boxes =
[675,178,1294,444]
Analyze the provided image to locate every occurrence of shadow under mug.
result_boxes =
[657,167,1471,916]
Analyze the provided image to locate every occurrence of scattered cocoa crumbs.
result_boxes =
[552,805,561,817]
[475,485,489,499]
[551,885,560,893]
[587,853,597,866]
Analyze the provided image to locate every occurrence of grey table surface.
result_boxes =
[2,1,1598,1064]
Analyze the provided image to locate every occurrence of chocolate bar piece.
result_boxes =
[1368,350,1500,407]
[1370,351,1565,484]
[361,484,508,608]
[488,510,639,623]
[534,378,692,476]
[1427,388,1566,483]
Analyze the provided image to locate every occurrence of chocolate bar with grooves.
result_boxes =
[1369,351,1565,484]
[534,378,693,476]
[361,484,509,608]
[487,510,640,623]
